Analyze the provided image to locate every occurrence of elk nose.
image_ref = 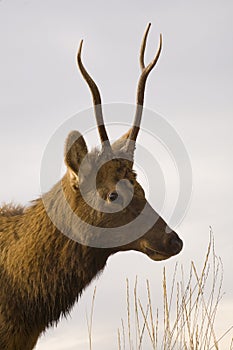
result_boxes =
[168,232,183,254]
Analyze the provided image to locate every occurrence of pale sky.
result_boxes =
[0,1,232,349]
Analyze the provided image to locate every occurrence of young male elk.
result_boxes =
[0,24,183,350]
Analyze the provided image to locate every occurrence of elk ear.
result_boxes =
[111,128,136,154]
[111,129,132,151]
[64,131,88,188]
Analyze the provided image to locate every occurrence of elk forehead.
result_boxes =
[96,158,136,186]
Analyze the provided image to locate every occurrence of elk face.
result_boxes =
[63,23,183,261]
[64,130,183,261]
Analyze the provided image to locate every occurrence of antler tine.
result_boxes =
[127,24,162,146]
[77,40,111,149]
[140,22,151,70]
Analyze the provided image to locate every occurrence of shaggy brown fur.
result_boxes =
[0,131,183,350]
[0,204,24,217]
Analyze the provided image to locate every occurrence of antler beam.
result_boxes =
[127,23,162,147]
[77,40,111,149]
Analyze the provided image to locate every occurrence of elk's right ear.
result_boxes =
[111,129,132,152]
[64,131,88,189]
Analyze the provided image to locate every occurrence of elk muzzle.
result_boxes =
[140,229,183,261]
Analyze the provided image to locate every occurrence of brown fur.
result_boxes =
[0,131,183,349]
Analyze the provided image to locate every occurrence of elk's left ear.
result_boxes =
[64,131,88,188]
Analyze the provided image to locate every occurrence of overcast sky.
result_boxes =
[0,1,233,349]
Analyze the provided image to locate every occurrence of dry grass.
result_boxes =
[117,231,233,350]
[86,286,97,350]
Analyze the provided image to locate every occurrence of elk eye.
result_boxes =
[129,180,134,185]
[108,191,118,202]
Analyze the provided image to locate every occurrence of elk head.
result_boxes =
[62,24,183,261]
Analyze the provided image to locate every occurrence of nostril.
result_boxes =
[169,234,183,254]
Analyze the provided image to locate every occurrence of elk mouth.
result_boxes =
[143,245,172,261]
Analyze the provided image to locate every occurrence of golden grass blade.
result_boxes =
[146,279,156,348]
[86,286,97,350]
[126,278,132,350]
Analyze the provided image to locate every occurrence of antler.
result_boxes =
[126,23,162,150]
[77,40,111,150]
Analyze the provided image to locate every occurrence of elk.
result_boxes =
[0,24,183,350]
